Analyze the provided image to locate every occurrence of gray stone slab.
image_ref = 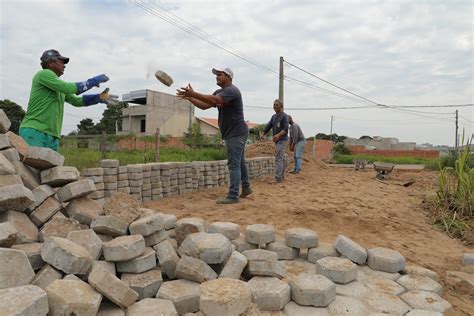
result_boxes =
[199,278,251,316]
[0,184,35,213]
[401,290,453,314]
[32,264,63,290]
[46,279,102,315]
[307,242,340,263]
[0,174,23,186]
[1,148,20,162]
[397,275,443,294]
[316,257,357,284]
[103,234,146,262]
[282,301,329,316]
[29,196,62,227]
[91,215,128,237]
[404,265,439,282]
[0,285,48,316]
[359,272,405,296]
[208,221,240,240]
[327,295,370,316]
[38,217,87,242]
[116,247,156,273]
[285,227,318,249]
[5,131,29,160]
[12,242,45,270]
[0,248,35,290]
[127,298,178,316]
[12,160,40,189]
[267,240,300,260]
[67,229,103,260]
[129,213,165,236]
[41,236,93,274]
[219,250,248,279]
[0,221,18,247]
[334,235,367,265]
[0,109,11,133]
[175,217,207,245]
[24,146,65,170]
[56,179,96,202]
[101,159,120,168]
[176,255,217,283]
[154,239,180,279]
[28,184,56,212]
[0,134,10,150]
[245,224,275,245]
[364,292,411,315]
[248,276,291,311]
[178,232,232,264]
[65,196,104,225]
[41,166,80,187]
[232,234,258,252]
[0,153,16,175]
[144,229,168,247]
[289,273,335,307]
[121,269,163,300]
[0,210,38,243]
[243,249,287,279]
[157,279,201,314]
[367,247,406,273]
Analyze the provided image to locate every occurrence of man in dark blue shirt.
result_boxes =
[262,99,289,182]
[176,67,251,204]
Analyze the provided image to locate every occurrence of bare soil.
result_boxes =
[144,145,474,315]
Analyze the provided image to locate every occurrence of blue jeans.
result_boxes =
[294,140,306,172]
[225,133,250,199]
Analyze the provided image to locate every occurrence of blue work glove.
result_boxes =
[76,74,109,94]
[82,94,101,106]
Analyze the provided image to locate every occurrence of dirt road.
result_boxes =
[145,158,474,314]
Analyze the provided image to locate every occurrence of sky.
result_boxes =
[1,0,472,146]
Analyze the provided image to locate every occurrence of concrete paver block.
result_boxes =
[67,229,103,260]
[29,196,62,227]
[0,134,10,149]
[154,239,180,279]
[267,240,299,260]
[289,273,335,307]
[0,109,11,133]
[316,257,357,284]
[401,290,453,314]
[0,221,18,247]
[0,285,48,316]
[101,159,120,168]
[0,210,39,243]
[47,279,102,315]
[461,253,474,265]
[91,215,128,237]
[127,298,178,316]
[176,255,218,283]
[283,301,329,316]
[285,227,318,249]
[88,265,138,308]
[358,264,401,281]
[32,264,63,290]
[116,247,156,273]
[129,213,165,236]
[6,131,29,159]
[1,148,20,162]
[41,236,93,274]
[248,276,291,311]
[57,179,96,202]
[0,174,23,186]
[103,234,145,262]
[12,160,40,189]
[97,301,126,316]
[445,270,474,295]
[219,251,248,279]
[41,166,80,187]
[307,242,340,263]
[0,184,35,213]
[334,234,367,264]
[404,264,440,282]
[243,249,287,279]
[365,292,411,314]
[231,234,258,252]
[175,217,207,245]
[65,196,104,225]
[0,153,15,175]
[335,280,370,299]
[397,275,443,294]
[200,278,251,316]
[28,184,56,212]
[367,247,406,273]
[359,272,405,296]
[327,295,370,315]
[24,146,64,170]
[405,310,444,316]
[144,229,168,247]
[121,269,163,300]
[0,248,35,289]
[208,221,240,240]
[157,279,201,314]
[159,213,177,229]
[245,224,275,245]
[178,232,232,264]
[82,167,104,176]
[39,217,87,242]
[12,242,45,270]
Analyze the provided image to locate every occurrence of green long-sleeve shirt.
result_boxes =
[20,69,84,138]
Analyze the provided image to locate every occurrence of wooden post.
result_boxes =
[155,128,160,162]
[101,131,107,159]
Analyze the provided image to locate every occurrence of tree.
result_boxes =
[76,118,98,135]
[315,133,347,143]
[96,101,128,134]
[0,99,25,134]
[359,135,373,140]
[183,123,207,148]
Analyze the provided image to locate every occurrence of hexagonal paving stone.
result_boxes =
[102,234,145,262]
[282,301,329,316]
[175,217,207,245]
[127,298,177,316]
[404,264,439,282]
[248,276,291,311]
[176,255,217,283]
[116,247,156,274]
[400,290,453,314]
[67,229,103,260]
[200,278,252,316]
[307,242,340,263]
[316,257,357,284]
[0,285,49,316]
[367,247,406,273]
[178,232,232,264]
[327,295,370,316]
[245,224,275,245]
[156,279,200,314]
[289,273,335,307]
[334,235,367,265]
[364,292,411,315]
[121,269,163,300]
[267,240,300,260]
[46,279,102,315]
[285,228,318,249]
[41,236,93,275]
[396,275,443,294]
[208,221,240,240]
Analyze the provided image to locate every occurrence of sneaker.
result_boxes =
[289,170,297,174]
[216,197,239,204]
[240,188,253,198]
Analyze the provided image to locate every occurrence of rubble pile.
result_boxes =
[0,109,472,315]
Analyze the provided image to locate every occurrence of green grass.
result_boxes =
[333,154,434,165]
[60,147,226,172]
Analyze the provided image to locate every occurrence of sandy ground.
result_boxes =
[144,145,474,315]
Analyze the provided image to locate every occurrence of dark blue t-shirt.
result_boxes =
[263,112,289,142]
[213,84,248,139]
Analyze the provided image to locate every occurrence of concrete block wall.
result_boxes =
[84,157,275,203]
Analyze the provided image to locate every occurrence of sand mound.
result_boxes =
[103,192,142,224]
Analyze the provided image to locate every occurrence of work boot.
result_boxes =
[216,197,239,204]
[240,187,253,198]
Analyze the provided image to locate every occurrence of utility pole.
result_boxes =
[330,115,334,135]
[455,109,459,150]
[279,56,284,109]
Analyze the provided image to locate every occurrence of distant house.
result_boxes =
[196,117,261,136]
[344,136,416,150]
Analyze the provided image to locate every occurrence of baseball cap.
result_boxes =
[212,67,233,79]
[40,49,69,64]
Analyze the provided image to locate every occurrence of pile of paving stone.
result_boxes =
[1,109,474,315]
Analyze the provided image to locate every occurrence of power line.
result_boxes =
[459,114,474,124]
[246,105,378,110]
[387,103,474,108]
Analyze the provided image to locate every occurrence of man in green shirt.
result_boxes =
[19,49,117,151]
